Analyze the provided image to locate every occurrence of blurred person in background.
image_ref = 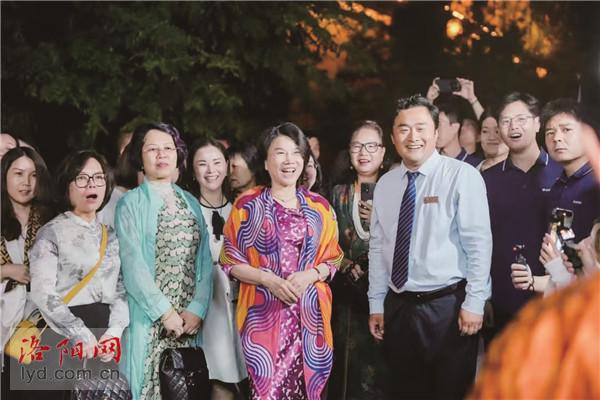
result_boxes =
[227,143,259,200]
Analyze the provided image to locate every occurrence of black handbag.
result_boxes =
[159,347,210,400]
[71,361,132,400]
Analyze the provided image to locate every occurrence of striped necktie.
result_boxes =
[391,171,418,289]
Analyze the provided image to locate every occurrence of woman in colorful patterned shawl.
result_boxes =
[220,123,343,400]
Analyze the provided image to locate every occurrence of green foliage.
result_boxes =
[1,2,383,151]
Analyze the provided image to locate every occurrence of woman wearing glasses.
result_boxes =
[187,138,247,399]
[29,150,129,396]
[115,123,212,400]
[329,121,387,400]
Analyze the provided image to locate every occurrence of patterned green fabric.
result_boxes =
[329,183,385,400]
[140,193,199,400]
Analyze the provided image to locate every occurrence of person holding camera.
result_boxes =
[328,120,387,400]
[426,78,483,167]
[511,99,600,294]
[481,92,563,340]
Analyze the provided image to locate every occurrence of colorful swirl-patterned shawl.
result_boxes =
[220,186,343,400]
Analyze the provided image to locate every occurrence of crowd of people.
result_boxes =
[1,77,599,400]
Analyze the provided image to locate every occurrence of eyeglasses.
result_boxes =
[143,145,177,156]
[349,142,383,154]
[74,173,106,188]
[499,115,534,129]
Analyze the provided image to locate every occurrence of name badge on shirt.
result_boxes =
[423,196,439,204]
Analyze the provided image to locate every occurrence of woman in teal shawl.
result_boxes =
[115,123,212,400]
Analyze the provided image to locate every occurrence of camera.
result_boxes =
[549,208,583,269]
[436,78,461,94]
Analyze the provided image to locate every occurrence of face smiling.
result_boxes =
[392,106,438,171]
[302,155,317,190]
[480,116,509,159]
[193,145,228,193]
[7,155,37,206]
[69,157,106,218]
[264,135,304,189]
[141,129,178,182]
[349,127,385,178]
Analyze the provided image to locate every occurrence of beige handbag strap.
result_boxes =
[63,224,108,305]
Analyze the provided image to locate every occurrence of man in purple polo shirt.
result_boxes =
[482,92,562,339]
[511,98,600,292]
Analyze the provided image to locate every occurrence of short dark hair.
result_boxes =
[128,122,188,172]
[302,151,323,194]
[497,92,541,119]
[257,122,310,187]
[396,94,440,129]
[436,97,462,125]
[226,142,260,176]
[479,106,497,125]
[55,150,114,213]
[185,137,231,199]
[540,98,583,132]
[114,144,139,190]
[1,146,55,241]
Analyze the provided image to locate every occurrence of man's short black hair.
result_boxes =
[540,98,583,132]
[436,98,462,125]
[497,92,541,119]
[396,95,440,129]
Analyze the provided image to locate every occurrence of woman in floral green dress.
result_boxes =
[115,123,212,400]
[329,121,388,400]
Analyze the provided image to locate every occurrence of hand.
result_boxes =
[1,263,30,283]
[458,308,483,336]
[0,133,17,159]
[511,263,533,290]
[454,77,477,104]
[540,233,561,265]
[180,310,202,335]
[368,313,384,340]
[358,200,373,222]
[426,78,440,103]
[162,309,184,338]
[286,270,316,298]
[575,236,600,276]
[97,334,116,362]
[262,270,298,305]
[82,336,98,359]
[350,264,365,281]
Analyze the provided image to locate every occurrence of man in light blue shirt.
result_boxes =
[368,95,492,399]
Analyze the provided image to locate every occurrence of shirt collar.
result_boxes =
[399,150,441,178]
[456,148,468,161]
[502,147,549,172]
[558,162,593,183]
[64,211,99,229]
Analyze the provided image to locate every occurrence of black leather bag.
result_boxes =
[159,347,210,400]
[71,366,132,400]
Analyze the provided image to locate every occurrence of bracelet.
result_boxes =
[313,266,328,282]
[527,275,535,291]
[470,98,479,105]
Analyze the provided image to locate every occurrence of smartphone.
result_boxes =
[361,182,376,202]
[436,78,461,94]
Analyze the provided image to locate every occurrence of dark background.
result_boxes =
[2,1,599,171]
